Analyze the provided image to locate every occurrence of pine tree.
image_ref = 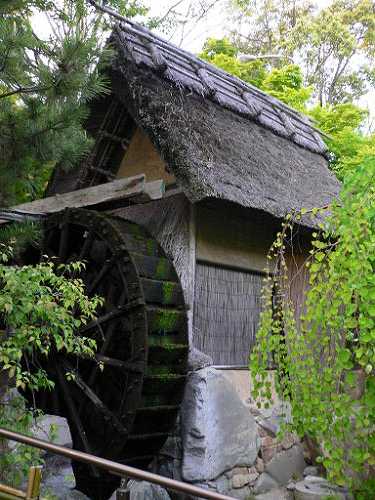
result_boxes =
[0,0,148,208]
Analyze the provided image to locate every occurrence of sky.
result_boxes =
[145,0,334,52]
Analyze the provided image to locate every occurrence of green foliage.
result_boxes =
[0,243,103,483]
[250,156,375,490]
[262,64,312,111]
[201,38,267,88]
[0,221,41,259]
[310,103,375,178]
[201,37,238,58]
[0,395,44,485]
[0,247,102,391]
[287,0,375,105]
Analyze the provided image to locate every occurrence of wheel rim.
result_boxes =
[25,208,189,499]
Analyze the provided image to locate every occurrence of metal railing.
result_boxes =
[0,428,235,500]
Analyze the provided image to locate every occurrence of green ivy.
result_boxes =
[250,157,375,491]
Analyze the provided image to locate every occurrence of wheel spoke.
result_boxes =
[79,230,95,260]
[79,298,145,334]
[58,223,69,261]
[94,354,143,373]
[87,258,114,295]
[55,363,100,478]
[62,360,128,437]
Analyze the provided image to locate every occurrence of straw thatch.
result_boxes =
[49,19,340,228]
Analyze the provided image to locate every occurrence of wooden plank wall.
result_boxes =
[195,204,276,273]
[193,203,277,364]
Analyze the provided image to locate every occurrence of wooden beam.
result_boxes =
[0,175,166,225]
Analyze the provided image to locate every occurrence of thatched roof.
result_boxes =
[49,19,341,227]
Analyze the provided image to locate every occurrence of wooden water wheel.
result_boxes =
[28,208,189,499]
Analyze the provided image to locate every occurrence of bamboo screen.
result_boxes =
[193,262,263,365]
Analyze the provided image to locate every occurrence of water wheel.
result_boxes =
[28,208,189,499]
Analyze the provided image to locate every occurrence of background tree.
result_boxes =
[230,0,375,105]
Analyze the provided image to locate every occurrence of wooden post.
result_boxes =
[116,489,130,500]
[116,478,130,500]
[25,466,43,500]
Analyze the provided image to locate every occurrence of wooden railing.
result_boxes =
[0,466,42,500]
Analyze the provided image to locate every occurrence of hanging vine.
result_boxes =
[250,157,375,490]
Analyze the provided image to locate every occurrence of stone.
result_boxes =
[253,473,279,494]
[248,472,260,484]
[294,476,347,500]
[265,445,306,485]
[181,367,260,483]
[249,404,262,416]
[128,481,171,500]
[258,426,271,438]
[281,432,297,450]
[108,481,171,500]
[260,435,282,463]
[255,487,294,500]
[32,415,72,447]
[303,466,319,477]
[256,417,278,437]
[304,475,330,485]
[255,457,265,474]
[40,461,90,500]
[232,467,249,476]
[228,485,252,500]
[232,474,250,489]
[187,347,213,371]
[159,436,182,460]
[286,480,296,491]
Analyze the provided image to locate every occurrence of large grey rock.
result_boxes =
[265,445,305,485]
[253,473,279,494]
[255,487,294,499]
[32,415,72,447]
[108,481,171,500]
[294,476,349,500]
[181,367,260,482]
[188,347,213,371]
[41,461,89,499]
